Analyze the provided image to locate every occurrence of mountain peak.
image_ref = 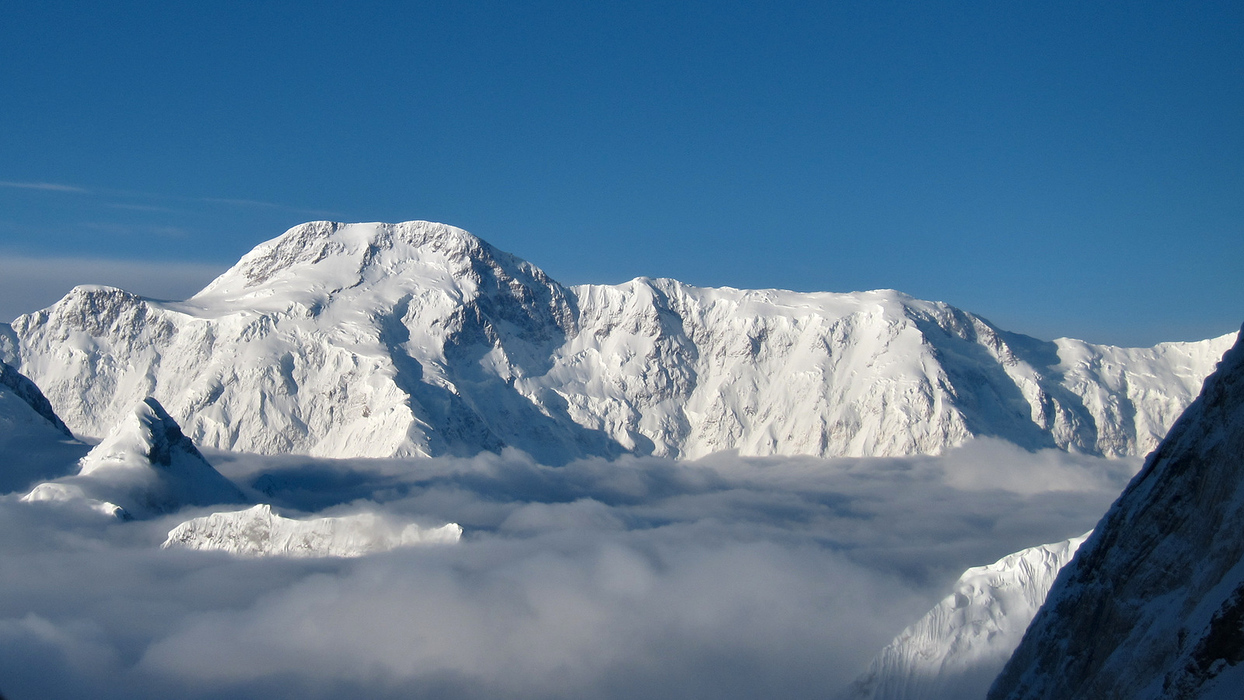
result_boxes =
[80,397,196,475]
[191,220,525,299]
[58,396,246,516]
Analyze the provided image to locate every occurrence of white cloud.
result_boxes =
[0,442,1135,699]
[0,181,90,193]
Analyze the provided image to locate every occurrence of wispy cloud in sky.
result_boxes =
[198,197,338,217]
[82,222,192,237]
[0,181,91,193]
[104,203,187,214]
[0,178,336,218]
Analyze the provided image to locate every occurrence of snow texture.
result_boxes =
[24,397,245,517]
[989,324,1244,700]
[846,533,1088,700]
[162,503,462,557]
[8,221,1235,463]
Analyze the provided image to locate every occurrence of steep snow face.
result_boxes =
[9,221,1235,462]
[162,503,462,557]
[847,533,1088,700]
[989,326,1244,700]
[0,360,82,493]
[26,397,245,517]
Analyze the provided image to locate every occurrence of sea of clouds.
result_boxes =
[0,438,1140,699]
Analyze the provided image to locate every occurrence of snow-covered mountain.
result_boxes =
[6,221,1235,462]
[0,360,83,493]
[847,533,1088,700]
[989,326,1244,700]
[162,503,462,557]
[24,397,245,517]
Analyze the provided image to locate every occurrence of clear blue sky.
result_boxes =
[1,1,1240,346]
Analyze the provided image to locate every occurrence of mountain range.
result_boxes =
[2,221,1234,464]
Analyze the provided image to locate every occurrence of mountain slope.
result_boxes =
[989,325,1244,699]
[0,360,83,493]
[7,221,1235,462]
[847,533,1088,700]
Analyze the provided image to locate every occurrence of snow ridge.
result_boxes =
[162,503,463,557]
[8,221,1236,463]
[847,533,1088,700]
[989,325,1244,700]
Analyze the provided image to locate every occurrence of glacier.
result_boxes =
[6,221,1233,464]
[989,325,1244,699]
[162,503,462,557]
[846,533,1088,700]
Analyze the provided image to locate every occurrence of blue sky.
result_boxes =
[1,1,1240,346]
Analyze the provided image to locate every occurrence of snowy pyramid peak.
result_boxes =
[62,397,246,515]
[81,397,206,474]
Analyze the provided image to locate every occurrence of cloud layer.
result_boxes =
[0,439,1138,699]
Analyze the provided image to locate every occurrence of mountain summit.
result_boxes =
[7,221,1236,463]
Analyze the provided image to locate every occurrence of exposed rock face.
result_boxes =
[847,534,1088,700]
[23,397,245,517]
[6,221,1235,463]
[989,325,1244,700]
[162,503,462,557]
